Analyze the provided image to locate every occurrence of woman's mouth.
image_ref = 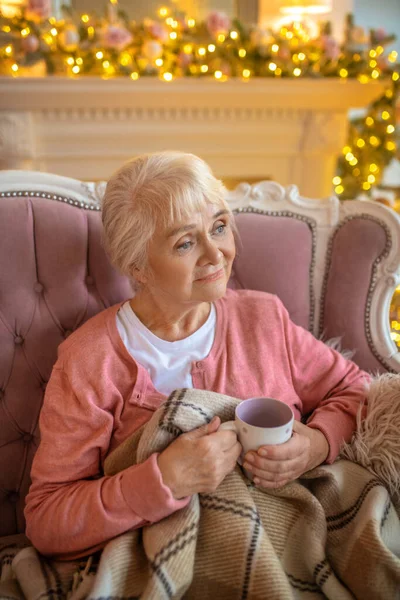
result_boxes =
[196,268,225,283]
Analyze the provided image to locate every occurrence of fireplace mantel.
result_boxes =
[0,77,385,197]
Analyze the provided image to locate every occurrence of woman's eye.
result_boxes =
[176,241,193,252]
[214,223,226,235]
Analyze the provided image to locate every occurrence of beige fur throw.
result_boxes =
[341,373,400,506]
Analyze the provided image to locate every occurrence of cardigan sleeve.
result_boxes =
[24,365,189,559]
[278,300,370,463]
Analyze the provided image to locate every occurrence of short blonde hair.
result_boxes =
[102,151,233,279]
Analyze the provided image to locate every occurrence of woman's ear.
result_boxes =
[132,266,147,285]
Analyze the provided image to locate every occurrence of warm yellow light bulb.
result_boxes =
[362,182,371,190]
[381,111,390,120]
[96,51,103,60]
[76,57,83,65]
[369,60,377,68]
[163,72,173,81]
[50,28,58,36]
[386,141,396,151]
[369,49,377,58]
[72,65,80,74]
[298,52,305,60]
[332,176,341,185]
[388,51,398,63]
[272,44,279,52]
[366,117,374,126]
[242,69,251,78]
[169,32,177,40]
[339,68,348,78]
[293,68,301,76]
[349,158,358,166]
[356,139,365,148]
[393,72,399,82]
[155,58,163,66]
[369,136,379,146]
[159,7,168,17]
[102,61,110,69]
[217,34,225,43]
[187,18,195,27]
[342,146,351,154]
[367,174,375,183]
[11,63,18,72]
[81,14,89,23]
[198,47,206,56]
[214,70,222,79]
[5,45,12,55]
[345,152,354,161]
[200,65,208,73]
[21,28,30,37]
[130,72,139,80]
[371,69,379,79]
[370,164,378,173]
[66,57,74,65]
[335,185,344,194]
[230,31,238,40]
[238,48,246,58]
[387,125,395,134]
[208,44,216,52]
[269,62,277,71]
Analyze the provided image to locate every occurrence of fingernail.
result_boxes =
[258,449,268,457]
[246,453,255,463]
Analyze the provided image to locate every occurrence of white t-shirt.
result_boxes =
[116,301,216,396]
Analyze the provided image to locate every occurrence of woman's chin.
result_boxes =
[194,279,228,302]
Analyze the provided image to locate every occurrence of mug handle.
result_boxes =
[219,421,243,465]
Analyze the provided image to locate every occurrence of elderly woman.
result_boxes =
[25,151,368,559]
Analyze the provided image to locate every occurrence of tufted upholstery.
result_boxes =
[1,175,399,540]
[0,196,132,537]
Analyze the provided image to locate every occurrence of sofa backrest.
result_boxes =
[0,171,399,538]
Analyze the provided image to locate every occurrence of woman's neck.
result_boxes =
[129,293,211,342]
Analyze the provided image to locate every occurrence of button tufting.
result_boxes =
[14,335,24,345]
[8,491,19,503]
[34,282,44,293]
[22,433,32,443]
[85,275,94,285]
[64,330,72,338]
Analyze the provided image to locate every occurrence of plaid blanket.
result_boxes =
[1,388,400,600]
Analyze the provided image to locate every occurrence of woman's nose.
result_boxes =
[200,240,223,265]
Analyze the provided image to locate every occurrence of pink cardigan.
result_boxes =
[25,290,368,558]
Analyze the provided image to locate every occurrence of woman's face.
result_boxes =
[142,203,236,306]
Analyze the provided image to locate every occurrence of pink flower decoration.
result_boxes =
[177,51,192,68]
[373,28,387,43]
[26,0,51,20]
[206,11,231,37]
[321,35,340,61]
[101,25,133,51]
[21,34,39,53]
[144,19,169,42]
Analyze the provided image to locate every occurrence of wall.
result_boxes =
[354,0,400,54]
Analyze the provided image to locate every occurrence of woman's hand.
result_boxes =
[157,416,242,499]
[242,421,329,489]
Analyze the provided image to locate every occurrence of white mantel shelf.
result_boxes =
[0,77,386,197]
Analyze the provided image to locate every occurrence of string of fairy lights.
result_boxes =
[0,1,400,346]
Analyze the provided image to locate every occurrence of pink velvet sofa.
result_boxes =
[1,170,400,547]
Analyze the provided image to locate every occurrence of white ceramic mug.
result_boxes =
[220,397,294,461]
